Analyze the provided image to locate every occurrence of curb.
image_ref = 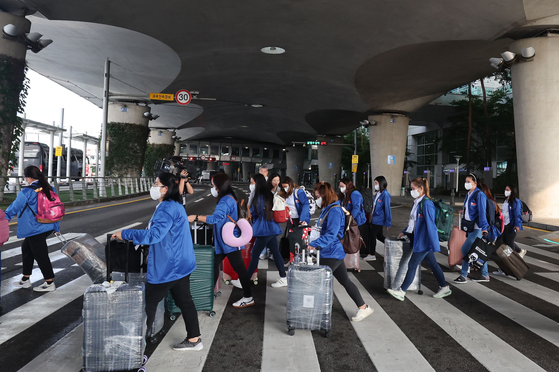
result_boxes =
[63,192,150,208]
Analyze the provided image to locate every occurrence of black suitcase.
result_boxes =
[105,234,147,275]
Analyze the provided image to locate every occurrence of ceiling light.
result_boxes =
[151,114,160,120]
[2,24,20,39]
[23,32,42,43]
[261,46,285,55]
[38,39,53,48]
[489,57,503,69]
[501,51,517,63]
[240,125,248,128]
[521,47,535,60]
[250,104,264,108]
[143,111,150,118]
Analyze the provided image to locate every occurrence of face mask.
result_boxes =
[249,184,255,192]
[211,187,219,198]
[339,187,346,193]
[22,179,29,186]
[464,182,473,190]
[315,197,322,208]
[150,186,162,201]
[504,190,511,197]
[283,186,289,193]
[411,189,420,199]
[374,184,380,191]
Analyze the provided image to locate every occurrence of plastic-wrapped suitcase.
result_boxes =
[223,237,258,285]
[286,249,333,338]
[448,212,467,269]
[383,237,422,294]
[493,244,529,280]
[60,233,107,284]
[344,252,360,272]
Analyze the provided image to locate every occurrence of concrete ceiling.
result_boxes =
[4,0,559,145]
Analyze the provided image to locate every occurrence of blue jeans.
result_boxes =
[247,235,286,278]
[460,229,488,277]
[401,250,447,291]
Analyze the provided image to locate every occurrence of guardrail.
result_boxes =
[1,176,154,203]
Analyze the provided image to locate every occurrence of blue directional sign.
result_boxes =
[387,155,396,164]
[328,162,334,169]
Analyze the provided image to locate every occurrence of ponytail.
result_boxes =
[24,165,53,200]
[411,177,430,198]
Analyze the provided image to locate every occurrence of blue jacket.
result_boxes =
[415,198,441,253]
[250,195,282,237]
[293,188,311,224]
[343,190,367,226]
[463,188,489,231]
[372,190,392,227]
[5,181,60,238]
[122,200,196,284]
[311,201,345,260]
[206,194,243,254]
[506,198,523,230]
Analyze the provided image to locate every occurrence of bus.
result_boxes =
[11,142,86,180]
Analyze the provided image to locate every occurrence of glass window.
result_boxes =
[252,147,261,157]
[232,146,240,156]
[221,145,230,155]
[211,145,219,155]
[242,146,250,157]
[199,144,209,155]
[311,149,318,159]
[189,144,198,154]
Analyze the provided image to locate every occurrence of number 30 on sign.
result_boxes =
[175,90,192,105]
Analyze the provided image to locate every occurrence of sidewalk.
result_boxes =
[391,194,559,232]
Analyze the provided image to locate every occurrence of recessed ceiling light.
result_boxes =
[251,104,264,108]
[261,46,285,55]
[240,125,248,128]
[225,136,233,139]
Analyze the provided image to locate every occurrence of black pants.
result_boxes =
[214,250,252,298]
[22,230,55,279]
[497,223,521,253]
[287,218,301,255]
[145,274,200,339]
[369,224,386,255]
[321,258,365,308]
[358,223,371,256]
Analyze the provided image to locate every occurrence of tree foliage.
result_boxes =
[106,122,150,177]
[143,143,175,177]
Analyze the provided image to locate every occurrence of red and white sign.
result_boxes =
[231,156,237,161]
[200,155,207,160]
[175,90,192,105]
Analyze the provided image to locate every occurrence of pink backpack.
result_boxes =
[0,209,9,244]
[20,186,65,223]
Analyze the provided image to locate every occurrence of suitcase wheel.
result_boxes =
[214,291,222,297]
[418,290,423,295]
[325,330,332,338]
[209,311,216,317]
[224,279,231,285]
[142,355,149,365]
[170,314,177,321]
[355,269,361,273]
[252,279,259,286]
[138,367,146,372]
[287,327,295,336]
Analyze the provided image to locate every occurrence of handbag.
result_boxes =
[463,237,496,270]
[461,218,476,233]
[272,195,290,223]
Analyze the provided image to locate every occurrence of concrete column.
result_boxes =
[510,35,559,218]
[286,147,306,184]
[222,163,233,178]
[368,113,410,196]
[242,162,251,182]
[318,136,344,185]
[148,129,174,145]
[174,141,181,156]
[206,162,217,171]
[107,103,150,177]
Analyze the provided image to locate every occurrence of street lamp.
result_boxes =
[454,155,462,193]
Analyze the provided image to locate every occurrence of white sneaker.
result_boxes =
[492,269,506,276]
[433,286,452,299]
[269,254,274,261]
[351,305,374,321]
[387,288,406,301]
[519,249,527,258]
[259,253,268,260]
[232,297,254,308]
[271,277,288,288]
[363,254,376,261]
[230,279,242,289]
[16,278,32,289]
[33,281,56,292]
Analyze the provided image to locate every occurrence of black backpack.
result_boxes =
[485,199,496,227]
[361,188,373,214]
[520,200,532,223]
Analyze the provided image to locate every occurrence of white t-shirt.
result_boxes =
[286,192,299,219]
[405,195,425,233]
[502,200,510,226]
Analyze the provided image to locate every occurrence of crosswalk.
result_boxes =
[3,232,559,371]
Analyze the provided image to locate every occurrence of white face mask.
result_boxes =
[249,184,255,192]
[211,187,219,198]
[315,197,322,208]
[283,186,289,193]
[411,189,420,199]
[374,184,380,191]
[504,190,511,197]
[150,186,162,201]
[339,186,346,193]
[464,182,473,190]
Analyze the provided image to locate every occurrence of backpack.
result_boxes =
[322,205,364,254]
[361,188,373,214]
[485,199,496,227]
[272,194,289,223]
[520,200,532,223]
[295,187,316,215]
[0,209,9,244]
[420,197,453,241]
[20,185,65,223]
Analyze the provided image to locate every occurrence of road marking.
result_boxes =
[1,233,83,260]
[491,274,559,308]
[334,273,434,372]
[195,198,204,203]
[206,194,211,197]
[1,268,66,298]
[516,242,559,262]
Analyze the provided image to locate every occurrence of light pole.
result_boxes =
[450,155,462,206]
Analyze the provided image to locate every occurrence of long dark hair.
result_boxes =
[254,173,273,221]
[24,165,52,199]
[213,173,236,201]
[267,172,280,192]
[479,183,500,213]
[375,175,387,193]
[279,176,298,198]
[158,172,181,203]
[339,176,356,207]
[505,184,519,208]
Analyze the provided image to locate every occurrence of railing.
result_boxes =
[1,176,154,203]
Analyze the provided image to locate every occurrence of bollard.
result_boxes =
[135,178,140,194]
[124,178,129,195]
[93,178,99,199]
[81,176,87,201]
[110,178,116,197]
[118,178,123,196]
[68,179,75,202]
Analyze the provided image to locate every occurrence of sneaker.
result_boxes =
[387,288,406,301]
[232,297,254,308]
[230,279,242,289]
[351,305,374,322]
[519,249,527,258]
[363,254,377,262]
[472,276,490,283]
[269,254,274,261]
[259,253,268,260]
[16,278,32,289]
[454,276,467,284]
[172,338,203,351]
[492,269,506,276]
[433,286,452,299]
[33,281,56,292]
[284,261,291,269]
[271,277,288,288]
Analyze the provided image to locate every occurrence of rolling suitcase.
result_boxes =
[286,249,333,338]
[493,244,529,280]
[383,237,422,294]
[191,244,217,317]
[191,221,221,296]
[448,212,467,269]
[344,252,360,272]
[223,237,258,285]
[59,233,107,284]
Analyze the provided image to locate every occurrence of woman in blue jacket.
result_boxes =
[189,173,253,308]
[246,174,286,287]
[280,176,311,261]
[308,182,373,322]
[367,176,392,261]
[112,172,202,351]
[494,184,525,275]
[387,177,451,301]
[338,177,368,254]
[5,165,60,292]
[454,173,490,284]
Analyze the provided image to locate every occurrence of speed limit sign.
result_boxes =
[175,90,192,105]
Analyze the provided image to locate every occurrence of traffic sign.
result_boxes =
[352,164,358,172]
[55,146,63,157]
[352,155,359,164]
[149,93,174,101]
[200,155,207,160]
[175,90,192,105]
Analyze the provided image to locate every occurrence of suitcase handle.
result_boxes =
[106,234,130,283]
